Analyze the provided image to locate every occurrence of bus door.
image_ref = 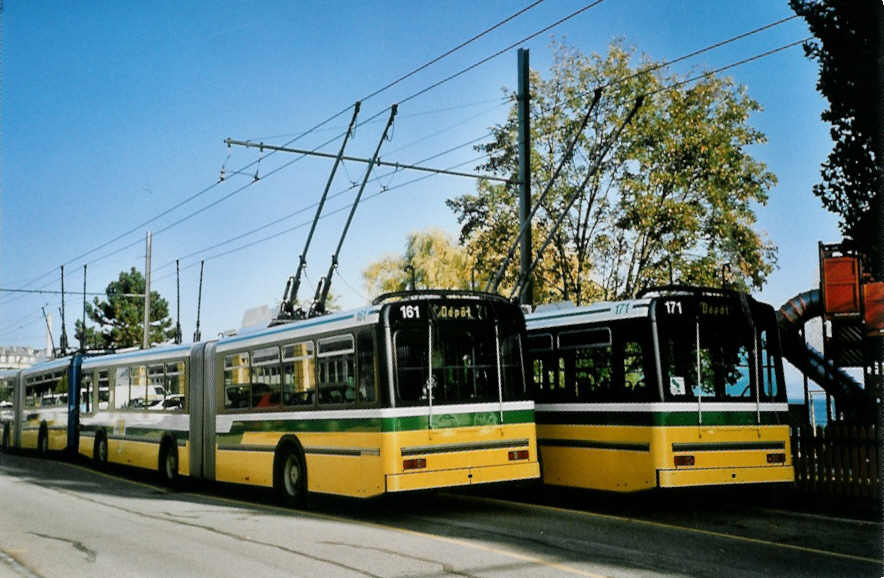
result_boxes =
[188,341,216,481]
[66,355,83,456]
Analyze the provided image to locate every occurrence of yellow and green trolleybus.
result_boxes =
[78,344,191,480]
[526,286,793,492]
[66,290,538,503]
[1,369,17,451]
[209,290,538,503]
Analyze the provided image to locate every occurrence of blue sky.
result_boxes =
[1,1,840,394]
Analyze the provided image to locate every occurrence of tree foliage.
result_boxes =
[75,268,175,349]
[363,229,474,297]
[447,41,777,303]
[790,0,879,259]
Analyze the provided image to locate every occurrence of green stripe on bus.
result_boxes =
[79,424,189,441]
[536,411,787,427]
[226,409,535,436]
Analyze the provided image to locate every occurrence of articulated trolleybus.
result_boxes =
[5,290,539,503]
[526,286,793,492]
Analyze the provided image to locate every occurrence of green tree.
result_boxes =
[448,41,777,303]
[75,268,175,349]
[363,229,474,297]
[790,1,878,261]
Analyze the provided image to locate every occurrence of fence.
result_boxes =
[792,422,880,501]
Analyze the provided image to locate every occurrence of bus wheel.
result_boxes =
[159,440,179,486]
[37,427,49,456]
[93,434,108,468]
[1,424,9,452]
[274,444,306,507]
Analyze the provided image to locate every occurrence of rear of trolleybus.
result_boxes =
[77,345,192,483]
[529,287,793,492]
[211,291,539,502]
[651,288,793,489]
[381,292,539,493]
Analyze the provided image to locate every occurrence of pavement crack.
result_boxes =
[27,532,96,563]
[321,541,478,578]
[35,483,381,578]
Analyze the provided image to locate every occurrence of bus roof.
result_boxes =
[20,355,74,377]
[82,343,192,370]
[215,305,382,354]
[526,298,653,331]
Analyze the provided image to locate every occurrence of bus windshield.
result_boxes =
[392,301,526,406]
[658,297,784,403]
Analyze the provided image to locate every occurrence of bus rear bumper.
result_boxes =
[657,465,795,488]
[386,461,540,492]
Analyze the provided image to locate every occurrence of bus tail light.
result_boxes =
[403,458,426,471]
[508,450,529,461]
[674,455,695,467]
[767,453,786,464]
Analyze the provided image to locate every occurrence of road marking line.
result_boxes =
[758,507,882,527]
[450,494,881,566]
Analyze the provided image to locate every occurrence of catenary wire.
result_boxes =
[7,2,547,291]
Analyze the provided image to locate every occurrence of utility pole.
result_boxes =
[517,48,532,306]
[81,264,87,352]
[143,231,152,349]
[59,265,69,354]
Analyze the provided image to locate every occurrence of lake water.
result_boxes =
[790,396,831,428]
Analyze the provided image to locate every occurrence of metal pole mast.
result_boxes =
[143,231,152,349]
[59,265,69,354]
[517,48,533,306]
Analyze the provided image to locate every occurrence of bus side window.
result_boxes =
[164,361,187,411]
[251,346,281,409]
[24,378,35,409]
[317,335,355,406]
[357,331,376,404]
[80,372,93,413]
[528,334,555,400]
[759,330,779,400]
[621,340,650,400]
[98,370,110,409]
[559,328,613,402]
[282,342,315,407]
[130,365,148,410]
[224,353,251,410]
[115,367,131,409]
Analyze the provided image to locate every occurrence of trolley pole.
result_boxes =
[143,231,152,349]
[517,48,533,307]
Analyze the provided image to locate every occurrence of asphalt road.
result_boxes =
[0,451,880,577]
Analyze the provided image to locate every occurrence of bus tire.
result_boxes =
[274,439,307,508]
[37,425,49,456]
[158,438,179,486]
[1,424,9,452]
[93,432,108,469]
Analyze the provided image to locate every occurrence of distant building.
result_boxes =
[0,346,45,370]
